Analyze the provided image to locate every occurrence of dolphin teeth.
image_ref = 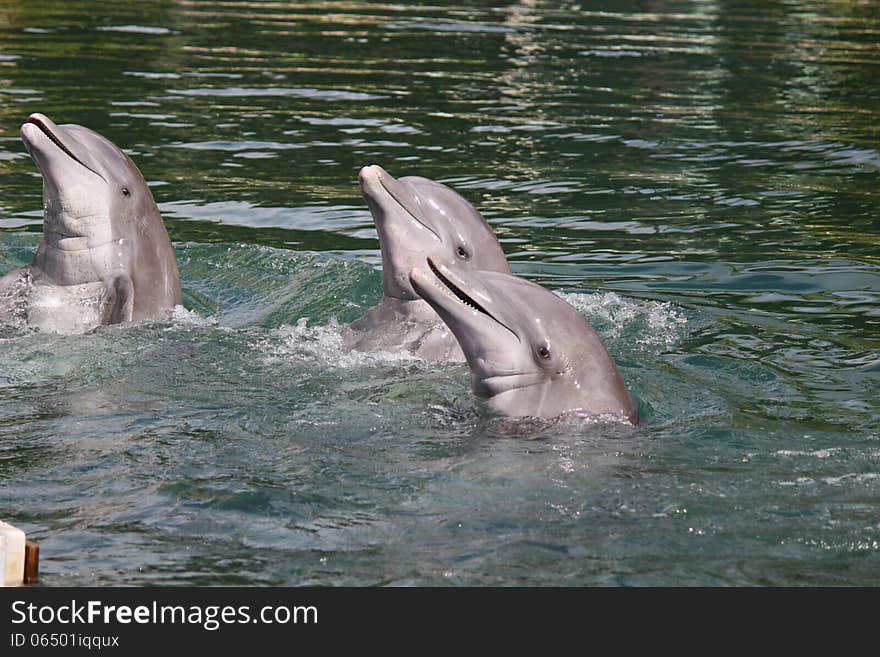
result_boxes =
[27,117,104,178]
[28,117,79,163]
[26,116,108,183]
[424,260,522,345]
[427,258,492,318]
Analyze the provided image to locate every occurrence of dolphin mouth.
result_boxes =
[424,257,520,342]
[376,173,442,243]
[427,257,493,317]
[25,115,106,182]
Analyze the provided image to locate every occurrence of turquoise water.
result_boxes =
[1,0,878,585]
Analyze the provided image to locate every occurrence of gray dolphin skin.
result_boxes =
[409,257,638,423]
[0,113,181,333]
[343,164,511,360]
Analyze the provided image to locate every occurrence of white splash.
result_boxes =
[775,448,840,459]
[562,291,688,350]
[261,318,429,369]
[167,305,219,328]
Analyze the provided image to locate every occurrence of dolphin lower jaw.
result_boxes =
[372,202,442,251]
[422,257,520,342]
[34,152,107,193]
[409,263,524,374]
[410,266,490,329]
[372,197,442,300]
[25,116,81,163]
[380,249,422,300]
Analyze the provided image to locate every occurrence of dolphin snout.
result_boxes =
[358,164,387,191]
[20,113,60,148]
[23,113,59,135]
[21,114,46,141]
[20,121,37,141]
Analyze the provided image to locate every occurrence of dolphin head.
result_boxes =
[359,164,510,300]
[20,113,181,319]
[410,257,638,423]
[21,113,153,249]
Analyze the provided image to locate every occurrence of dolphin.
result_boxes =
[0,113,181,333]
[409,257,638,423]
[343,165,510,360]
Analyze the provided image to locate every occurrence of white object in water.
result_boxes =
[0,520,26,587]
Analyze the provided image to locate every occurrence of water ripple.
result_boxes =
[0,0,878,587]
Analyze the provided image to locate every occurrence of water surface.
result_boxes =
[0,0,878,585]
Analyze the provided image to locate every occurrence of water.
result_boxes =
[1,0,878,585]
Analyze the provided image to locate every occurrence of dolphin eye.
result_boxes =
[456,246,470,260]
[536,344,551,360]
[121,187,131,197]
